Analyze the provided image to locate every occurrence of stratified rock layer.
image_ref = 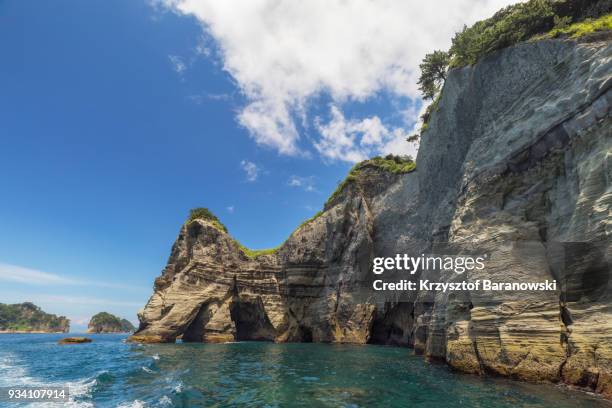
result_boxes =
[132,38,612,397]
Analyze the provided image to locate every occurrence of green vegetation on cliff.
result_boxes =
[537,12,612,38]
[448,0,611,68]
[324,155,415,210]
[188,207,279,259]
[410,0,611,142]
[88,312,135,333]
[188,156,415,258]
[0,302,69,332]
[234,240,280,258]
[187,207,228,233]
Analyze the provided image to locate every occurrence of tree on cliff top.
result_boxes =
[417,50,450,100]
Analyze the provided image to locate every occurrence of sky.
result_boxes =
[0,0,518,331]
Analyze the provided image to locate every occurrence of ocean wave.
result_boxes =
[172,382,183,394]
[0,352,32,387]
[0,351,104,408]
[141,366,154,373]
[117,399,147,408]
[152,354,160,361]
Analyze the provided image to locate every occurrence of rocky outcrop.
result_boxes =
[58,337,92,344]
[0,302,69,333]
[87,312,135,333]
[132,37,611,397]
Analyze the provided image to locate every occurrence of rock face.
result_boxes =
[0,302,69,333]
[87,312,135,333]
[132,38,612,397]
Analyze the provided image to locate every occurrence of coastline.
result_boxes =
[0,330,68,334]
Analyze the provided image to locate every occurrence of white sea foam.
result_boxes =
[117,400,147,408]
[158,395,172,406]
[152,354,160,361]
[173,382,183,393]
[142,366,154,373]
[0,352,32,386]
[0,351,98,408]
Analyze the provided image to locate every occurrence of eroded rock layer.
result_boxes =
[132,38,611,397]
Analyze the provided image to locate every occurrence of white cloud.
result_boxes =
[187,92,232,104]
[35,295,143,308]
[0,263,138,290]
[226,205,235,213]
[160,0,519,158]
[240,160,260,181]
[288,175,316,192]
[0,263,78,285]
[315,106,417,163]
[168,54,187,74]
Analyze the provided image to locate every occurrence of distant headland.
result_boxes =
[0,302,69,333]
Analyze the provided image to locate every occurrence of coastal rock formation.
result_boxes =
[58,337,92,344]
[132,37,611,397]
[87,312,135,333]
[0,302,69,333]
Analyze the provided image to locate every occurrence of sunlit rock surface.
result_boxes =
[132,37,611,397]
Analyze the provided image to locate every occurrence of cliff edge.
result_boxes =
[132,37,611,397]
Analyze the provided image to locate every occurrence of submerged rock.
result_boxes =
[132,37,611,398]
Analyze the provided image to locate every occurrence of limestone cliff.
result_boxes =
[132,37,611,397]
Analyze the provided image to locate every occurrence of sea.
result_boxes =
[0,333,609,407]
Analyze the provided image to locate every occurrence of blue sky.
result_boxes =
[0,0,515,331]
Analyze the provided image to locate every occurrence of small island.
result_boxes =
[87,312,135,333]
[0,302,69,333]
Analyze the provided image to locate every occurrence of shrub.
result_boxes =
[414,0,611,137]
[449,0,556,67]
[233,239,280,258]
[324,155,416,209]
[447,0,610,68]
[541,13,612,38]
[187,207,228,233]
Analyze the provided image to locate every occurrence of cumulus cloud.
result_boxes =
[240,160,260,181]
[315,106,417,162]
[288,175,316,192]
[168,54,187,74]
[160,0,518,158]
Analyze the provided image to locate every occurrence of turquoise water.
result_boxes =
[0,334,608,407]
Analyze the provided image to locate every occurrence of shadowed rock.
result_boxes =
[131,38,612,398]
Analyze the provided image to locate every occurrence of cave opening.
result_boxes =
[299,326,313,342]
[182,302,212,342]
[229,297,276,341]
[367,303,413,346]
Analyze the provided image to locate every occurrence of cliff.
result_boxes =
[0,302,70,333]
[131,37,611,397]
[87,312,135,333]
